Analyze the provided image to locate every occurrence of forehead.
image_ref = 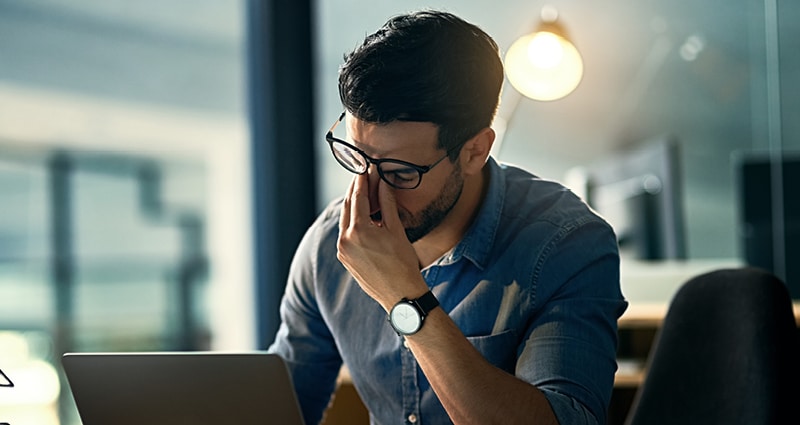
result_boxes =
[344,114,439,157]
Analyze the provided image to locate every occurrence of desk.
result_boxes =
[619,301,800,329]
[322,367,368,425]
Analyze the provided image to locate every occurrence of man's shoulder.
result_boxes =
[497,163,605,229]
[297,197,342,257]
[312,196,344,230]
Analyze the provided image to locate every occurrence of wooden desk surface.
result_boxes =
[619,301,800,328]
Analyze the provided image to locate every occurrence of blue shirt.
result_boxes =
[269,157,628,425]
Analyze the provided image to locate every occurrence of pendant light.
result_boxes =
[504,6,584,101]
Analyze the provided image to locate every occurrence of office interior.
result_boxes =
[0,1,797,424]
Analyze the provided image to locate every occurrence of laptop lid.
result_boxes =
[62,352,305,425]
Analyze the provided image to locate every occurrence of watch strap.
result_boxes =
[413,290,439,316]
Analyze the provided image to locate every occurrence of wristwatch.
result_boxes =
[388,290,439,336]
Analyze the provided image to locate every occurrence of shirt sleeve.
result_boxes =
[517,216,628,425]
[267,213,343,425]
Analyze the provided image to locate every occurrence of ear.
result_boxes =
[459,127,495,176]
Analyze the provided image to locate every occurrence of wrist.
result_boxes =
[378,275,430,312]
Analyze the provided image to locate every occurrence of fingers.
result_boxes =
[341,173,373,234]
[350,173,371,227]
[341,173,405,240]
[377,178,403,236]
[339,175,355,231]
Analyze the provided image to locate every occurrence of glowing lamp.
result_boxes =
[505,7,583,101]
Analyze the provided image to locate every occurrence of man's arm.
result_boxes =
[337,173,560,424]
[405,304,559,425]
[268,210,344,425]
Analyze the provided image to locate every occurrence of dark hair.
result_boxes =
[338,10,504,159]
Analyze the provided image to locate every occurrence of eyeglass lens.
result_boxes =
[330,141,368,174]
[330,140,422,189]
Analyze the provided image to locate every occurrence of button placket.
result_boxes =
[400,343,420,425]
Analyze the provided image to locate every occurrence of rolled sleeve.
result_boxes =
[517,218,628,424]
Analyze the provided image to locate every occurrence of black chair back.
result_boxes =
[625,267,799,425]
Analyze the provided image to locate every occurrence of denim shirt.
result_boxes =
[269,157,628,425]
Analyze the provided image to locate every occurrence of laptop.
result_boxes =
[62,352,306,425]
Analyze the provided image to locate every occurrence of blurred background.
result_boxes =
[0,0,796,423]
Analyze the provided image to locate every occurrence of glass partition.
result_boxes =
[315,0,800,269]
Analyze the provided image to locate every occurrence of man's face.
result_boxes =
[345,115,463,243]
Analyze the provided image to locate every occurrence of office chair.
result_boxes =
[624,267,799,425]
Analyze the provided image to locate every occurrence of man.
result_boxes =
[268,9,627,425]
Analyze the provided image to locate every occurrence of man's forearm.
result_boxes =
[404,308,560,425]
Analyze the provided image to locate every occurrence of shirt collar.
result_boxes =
[438,157,504,270]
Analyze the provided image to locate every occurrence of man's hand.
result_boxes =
[337,173,428,311]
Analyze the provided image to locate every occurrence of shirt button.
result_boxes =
[403,339,410,349]
[407,413,418,423]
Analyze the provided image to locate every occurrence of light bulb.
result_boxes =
[527,32,564,69]
[505,28,584,101]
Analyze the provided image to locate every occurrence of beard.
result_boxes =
[401,162,464,243]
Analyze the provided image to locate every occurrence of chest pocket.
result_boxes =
[466,329,518,373]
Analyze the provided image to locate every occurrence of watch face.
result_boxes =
[390,303,422,334]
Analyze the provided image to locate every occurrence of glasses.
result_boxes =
[326,112,450,189]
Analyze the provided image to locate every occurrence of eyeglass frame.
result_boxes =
[325,111,454,190]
